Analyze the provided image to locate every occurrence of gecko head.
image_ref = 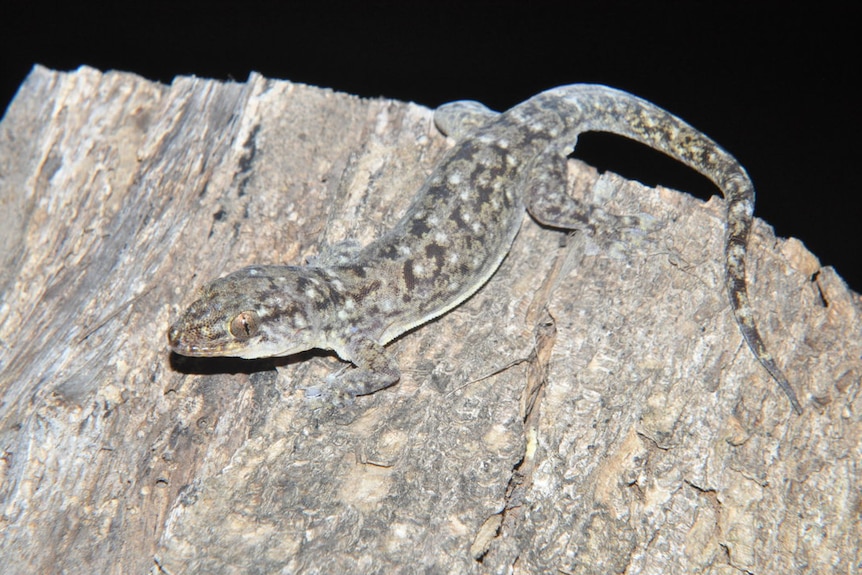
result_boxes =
[167,265,327,360]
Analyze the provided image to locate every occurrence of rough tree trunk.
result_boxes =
[0,66,859,574]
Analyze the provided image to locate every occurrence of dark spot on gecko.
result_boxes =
[213,208,226,222]
[378,244,401,260]
[313,289,344,311]
[519,125,550,148]
[403,260,416,292]
[449,206,470,231]
[472,172,500,205]
[295,275,319,293]
[352,280,382,303]
[425,243,446,272]
[409,216,431,237]
[365,305,384,320]
[453,140,483,162]
[426,183,450,201]
[341,264,367,278]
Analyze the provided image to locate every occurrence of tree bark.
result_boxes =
[0,65,859,574]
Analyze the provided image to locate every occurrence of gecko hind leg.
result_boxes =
[434,100,498,139]
[524,150,659,250]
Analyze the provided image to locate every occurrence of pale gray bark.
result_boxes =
[0,66,859,574]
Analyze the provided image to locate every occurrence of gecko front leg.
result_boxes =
[311,335,401,403]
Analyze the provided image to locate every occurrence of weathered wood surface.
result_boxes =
[0,65,859,574]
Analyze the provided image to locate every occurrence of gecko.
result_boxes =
[167,84,803,414]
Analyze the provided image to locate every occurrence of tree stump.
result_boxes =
[1,65,859,574]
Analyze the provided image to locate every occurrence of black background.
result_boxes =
[2,1,858,289]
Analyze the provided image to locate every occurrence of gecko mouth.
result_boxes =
[166,324,236,357]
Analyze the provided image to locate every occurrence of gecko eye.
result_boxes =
[229,311,260,340]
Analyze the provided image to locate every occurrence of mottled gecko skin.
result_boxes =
[168,84,802,413]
